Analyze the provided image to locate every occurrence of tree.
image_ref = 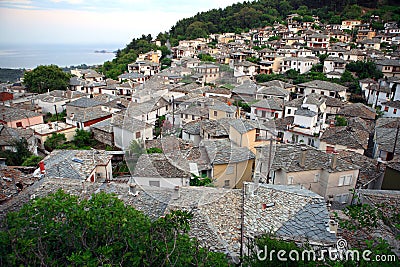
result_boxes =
[198,53,216,62]
[146,147,163,154]
[0,190,230,266]
[335,115,348,126]
[22,155,43,167]
[0,138,33,166]
[23,65,71,93]
[44,133,67,151]
[73,129,94,148]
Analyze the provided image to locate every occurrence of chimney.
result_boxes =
[299,147,307,168]
[173,186,180,200]
[39,161,45,174]
[331,152,338,169]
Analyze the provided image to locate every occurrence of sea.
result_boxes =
[0,43,122,69]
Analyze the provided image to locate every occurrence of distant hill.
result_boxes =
[0,68,25,83]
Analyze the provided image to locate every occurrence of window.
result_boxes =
[135,131,141,139]
[213,111,218,117]
[288,176,294,185]
[185,114,188,119]
[149,181,160,187]
[384,106,389,112]
[287,109,291,115]
[394,109,397,114]
[181,114,183,118]
[262,110,266,117]
[16,122,23,128]
[226,166,234,174]
[314,173,320,183]
[335,194,349,203]
[321,91,325,95]
[192,115,195,120]
[224,180,230,187]
[339,175,352,186]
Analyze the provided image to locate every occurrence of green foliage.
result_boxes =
[246,57,261,64]
[0,68,25,83]
[46,109,67,122]
[0,138,32,166]
[23,65,71,93]
[335,115,348,126]
[22,155,43,167]
[44,133,67,151]
[190,174,213,186]
[146,147,163,154]
[198,53,216,62]
[0,190,229,266]
[73,129,95,148]
[160,58,172,69]
[346,61,383,80]
[341,4,362,20]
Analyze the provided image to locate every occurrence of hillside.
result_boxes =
[99,0,400,79]
[0,68,25,83]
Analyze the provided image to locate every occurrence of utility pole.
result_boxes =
[172,95,175,129]
[54,105,58,121]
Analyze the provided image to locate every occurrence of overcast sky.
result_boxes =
[0,0,240,47]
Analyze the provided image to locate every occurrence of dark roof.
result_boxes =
[229,119,257,134]
[258,86,290,97]
[112,114,151,132]
[67,97,103,108]
[134,153,191,178]
[337,103,376,120]
[182,120,201,135]
[201,139,255,165]
[251,98,284,111]
[294,108,317,117]
[382,100,400,109]
[375,118,400,153]
[200,120,229,137]
[297,80,347,92]
[0,106,42,122]
[266,144,359,173]
[320,126,370,150]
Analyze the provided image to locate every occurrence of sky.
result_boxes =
[0,0,240,47]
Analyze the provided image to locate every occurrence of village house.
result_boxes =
[192,64,220,84]
[381,101,400,117]
[280,57,318,74]
[375,59,400,78]
[42,149,112,182]
[318,126,370,155]
[91,118,114,147]
[0,125,36,155]
[250,98,284,122]
[306,33,329,49]
[323,57,346,75]
[0,106,44,128]
[30,122,76,150]
[200,139,255,189]
[373,117,400,161]
[255,144,359,204]
[128,61,160,77]
[233,61,259,78]
[112,114,153,151]
[133,153,191,189]
[341,20,362,31]
[296,80,347,99]
[208,101,236,120]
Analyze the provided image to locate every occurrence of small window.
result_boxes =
[185,114,188,119]
[224,180,230,187]
[338,176,345,186]
[287,109,291,114]
[16,122,23,128]
[321,91,325,95]
[226,166,234,175]
[288,176,294,185]
[135,131,141,139]
[192,115,195,120]
[213,110,218,117]
[384,106,389,112]
[394,109,397,114]
[181,114,183,118]
[344,175,352,186]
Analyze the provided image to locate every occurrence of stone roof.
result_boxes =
[268,144,359,173]
[337,150,384,187]
[376,59,400,67]
[251,98,284,111]
[200,119,229,137]
[244,183,336,245]
[232,81,258,95]
[69,76,86,86]
[258,80,294,89]
[91,118,113,133]
[0,125,34,146]
[285,97,304,108]
[375,118,400,154]
[201,139,255,165]
[228,118,257,134]
[257,85,289,97]
[67,97,103,108]
[295,108,317,117]
[297,80,347,92]
[304,93,325,107]
[182,120,201,135]
[320,126,370,150]
[337,103,376,120]
[134,153,191,179]
[382,100,400,109]
[112,114,152,132]
[0,167,38,203]
[178,105,209,117]
[43,149,112,180]
[264,116,294,132]
[0,106,42,122]
[209,102,236,113]
[71,107,111,123]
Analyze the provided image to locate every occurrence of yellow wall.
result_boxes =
[209,109,230,120]
[213,159,254,189]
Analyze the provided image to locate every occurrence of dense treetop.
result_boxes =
[23,65,71,93]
